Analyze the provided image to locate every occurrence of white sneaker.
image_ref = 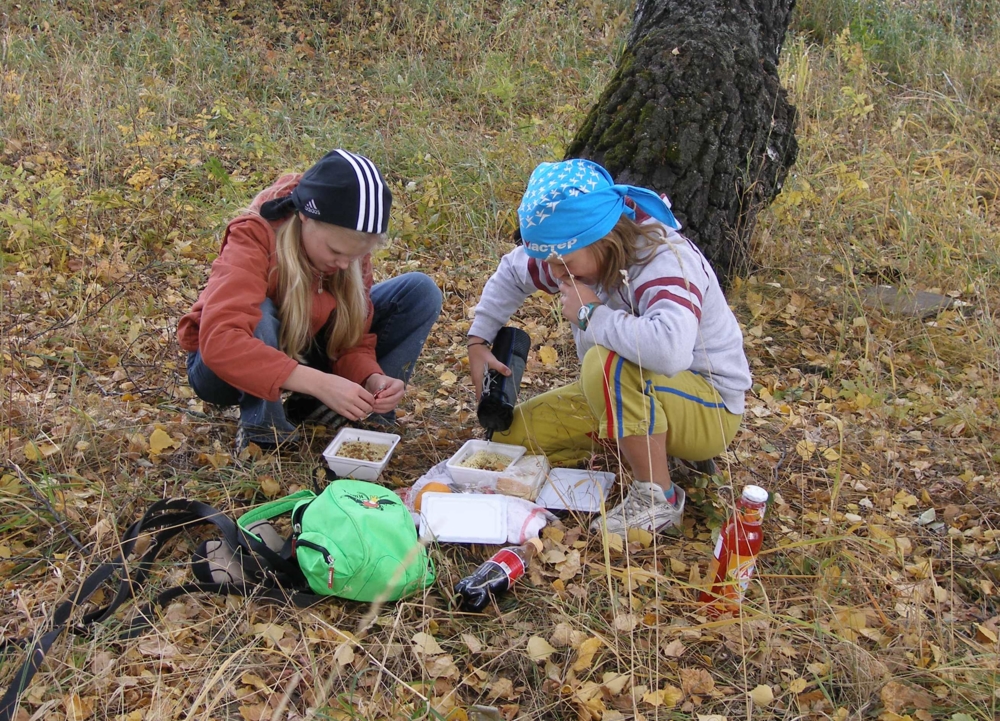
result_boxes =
[590,482,685,535]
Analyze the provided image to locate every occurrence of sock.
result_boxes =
[660,484,678,505]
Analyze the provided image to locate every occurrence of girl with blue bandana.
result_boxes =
[467,159,751,535]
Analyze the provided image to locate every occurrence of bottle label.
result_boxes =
[725,555,757,598]
[493,549,525,582]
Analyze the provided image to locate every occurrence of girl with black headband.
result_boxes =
[468,159,751,536]
[178,150,441,449]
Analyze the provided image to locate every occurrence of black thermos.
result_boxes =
[477,326,531,438]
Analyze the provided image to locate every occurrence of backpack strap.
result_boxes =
[237,490,316,536]
[0,497,313,721]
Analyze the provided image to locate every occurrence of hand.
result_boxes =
[558,279,601,327]
[365,373,405,414]
[312,373,377,421]
[283,365,375,422]
[468,338,509,402]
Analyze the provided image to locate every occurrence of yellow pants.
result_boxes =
[496,346,742,466]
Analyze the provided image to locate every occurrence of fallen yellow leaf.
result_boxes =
[412,631,445,656]
[642,685,683,708]
[259,475,281,498]
[795,439,816,460]
[149,427,176,454]
[538,345,559,366]
[571,636,603,671]
[527,635,556,661]
[750,684,774,706]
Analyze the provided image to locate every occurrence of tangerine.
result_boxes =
[414,481,452,511]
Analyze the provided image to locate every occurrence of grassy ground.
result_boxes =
[2,0,998,719]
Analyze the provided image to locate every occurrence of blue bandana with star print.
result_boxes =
[517,159,681,259]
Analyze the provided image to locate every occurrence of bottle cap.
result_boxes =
[742,485,769,505]
[524,537,543,554]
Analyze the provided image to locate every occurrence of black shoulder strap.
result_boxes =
[0,498,313,721]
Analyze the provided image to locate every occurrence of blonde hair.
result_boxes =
[272,214,373,362]
[588,214,670,291]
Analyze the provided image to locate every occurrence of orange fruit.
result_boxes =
[415,482,452,511]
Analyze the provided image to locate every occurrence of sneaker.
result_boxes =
[284,392,346,429]
[589,482,686,535]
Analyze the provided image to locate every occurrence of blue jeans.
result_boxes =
[186,272,442,443]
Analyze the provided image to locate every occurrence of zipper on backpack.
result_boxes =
[291,504,308,555]
[295,539,335,589]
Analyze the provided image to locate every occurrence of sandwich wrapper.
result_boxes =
[400,461,556,544]
[400,456,617,544]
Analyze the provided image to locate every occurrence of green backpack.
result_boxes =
[238,479,435,602]
[0,480,436,719]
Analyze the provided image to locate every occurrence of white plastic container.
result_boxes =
[322,427,401,481]
[536,468,616,513]
[419,493,508,544]
[445,440,526,491]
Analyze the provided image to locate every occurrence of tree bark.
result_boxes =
[566,0,798,285]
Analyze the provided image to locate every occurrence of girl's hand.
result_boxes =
[365,373,405,414]
[558,279,600,326]
[314,374,377,421]
[283,366,375,421]
[468,338,508,402]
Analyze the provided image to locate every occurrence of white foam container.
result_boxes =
[445,440,526,491]
[419,493,508,544]
[536,468,616,513]
[322,427,401,481]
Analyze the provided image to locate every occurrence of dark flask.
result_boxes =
[453,538,542,612]
[477,326,531,437]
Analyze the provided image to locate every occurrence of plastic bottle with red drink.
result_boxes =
[699,485,768,616]
[454,538,542,612]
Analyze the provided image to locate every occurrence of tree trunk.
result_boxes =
[566,0,798,286]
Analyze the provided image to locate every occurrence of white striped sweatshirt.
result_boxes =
[469,224,751,414]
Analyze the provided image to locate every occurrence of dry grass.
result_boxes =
[2,0,999,719]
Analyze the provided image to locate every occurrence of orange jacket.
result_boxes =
[177,174,382,401]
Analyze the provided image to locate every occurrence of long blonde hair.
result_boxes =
[589,215,670,291]
[272,214,371,362]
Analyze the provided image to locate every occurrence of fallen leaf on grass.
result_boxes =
[880,680,933,714]
[787,678,808,694]
[571,636,603,671]
[974,623,998,645]
[149,427,177,454]
[613,613,637,632]
[488,677,515,699]
[412,632,445,656]
[626,527,653,547]
[426,654,460,680]
[680,667,716,695]
[238,703,270,721]
[795,439,817,460]
[64,693,95,721]
[601,673,629,695]
[461,633,482,654]
[24,441,60,461]
[662,639,687,657]
[259,475,281,498]
[527,635,557,661]
[252,623,288,647]
[642,685,683,707]
[538,346,559,365]
[334,642,355,667]
[750,684,774,706]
